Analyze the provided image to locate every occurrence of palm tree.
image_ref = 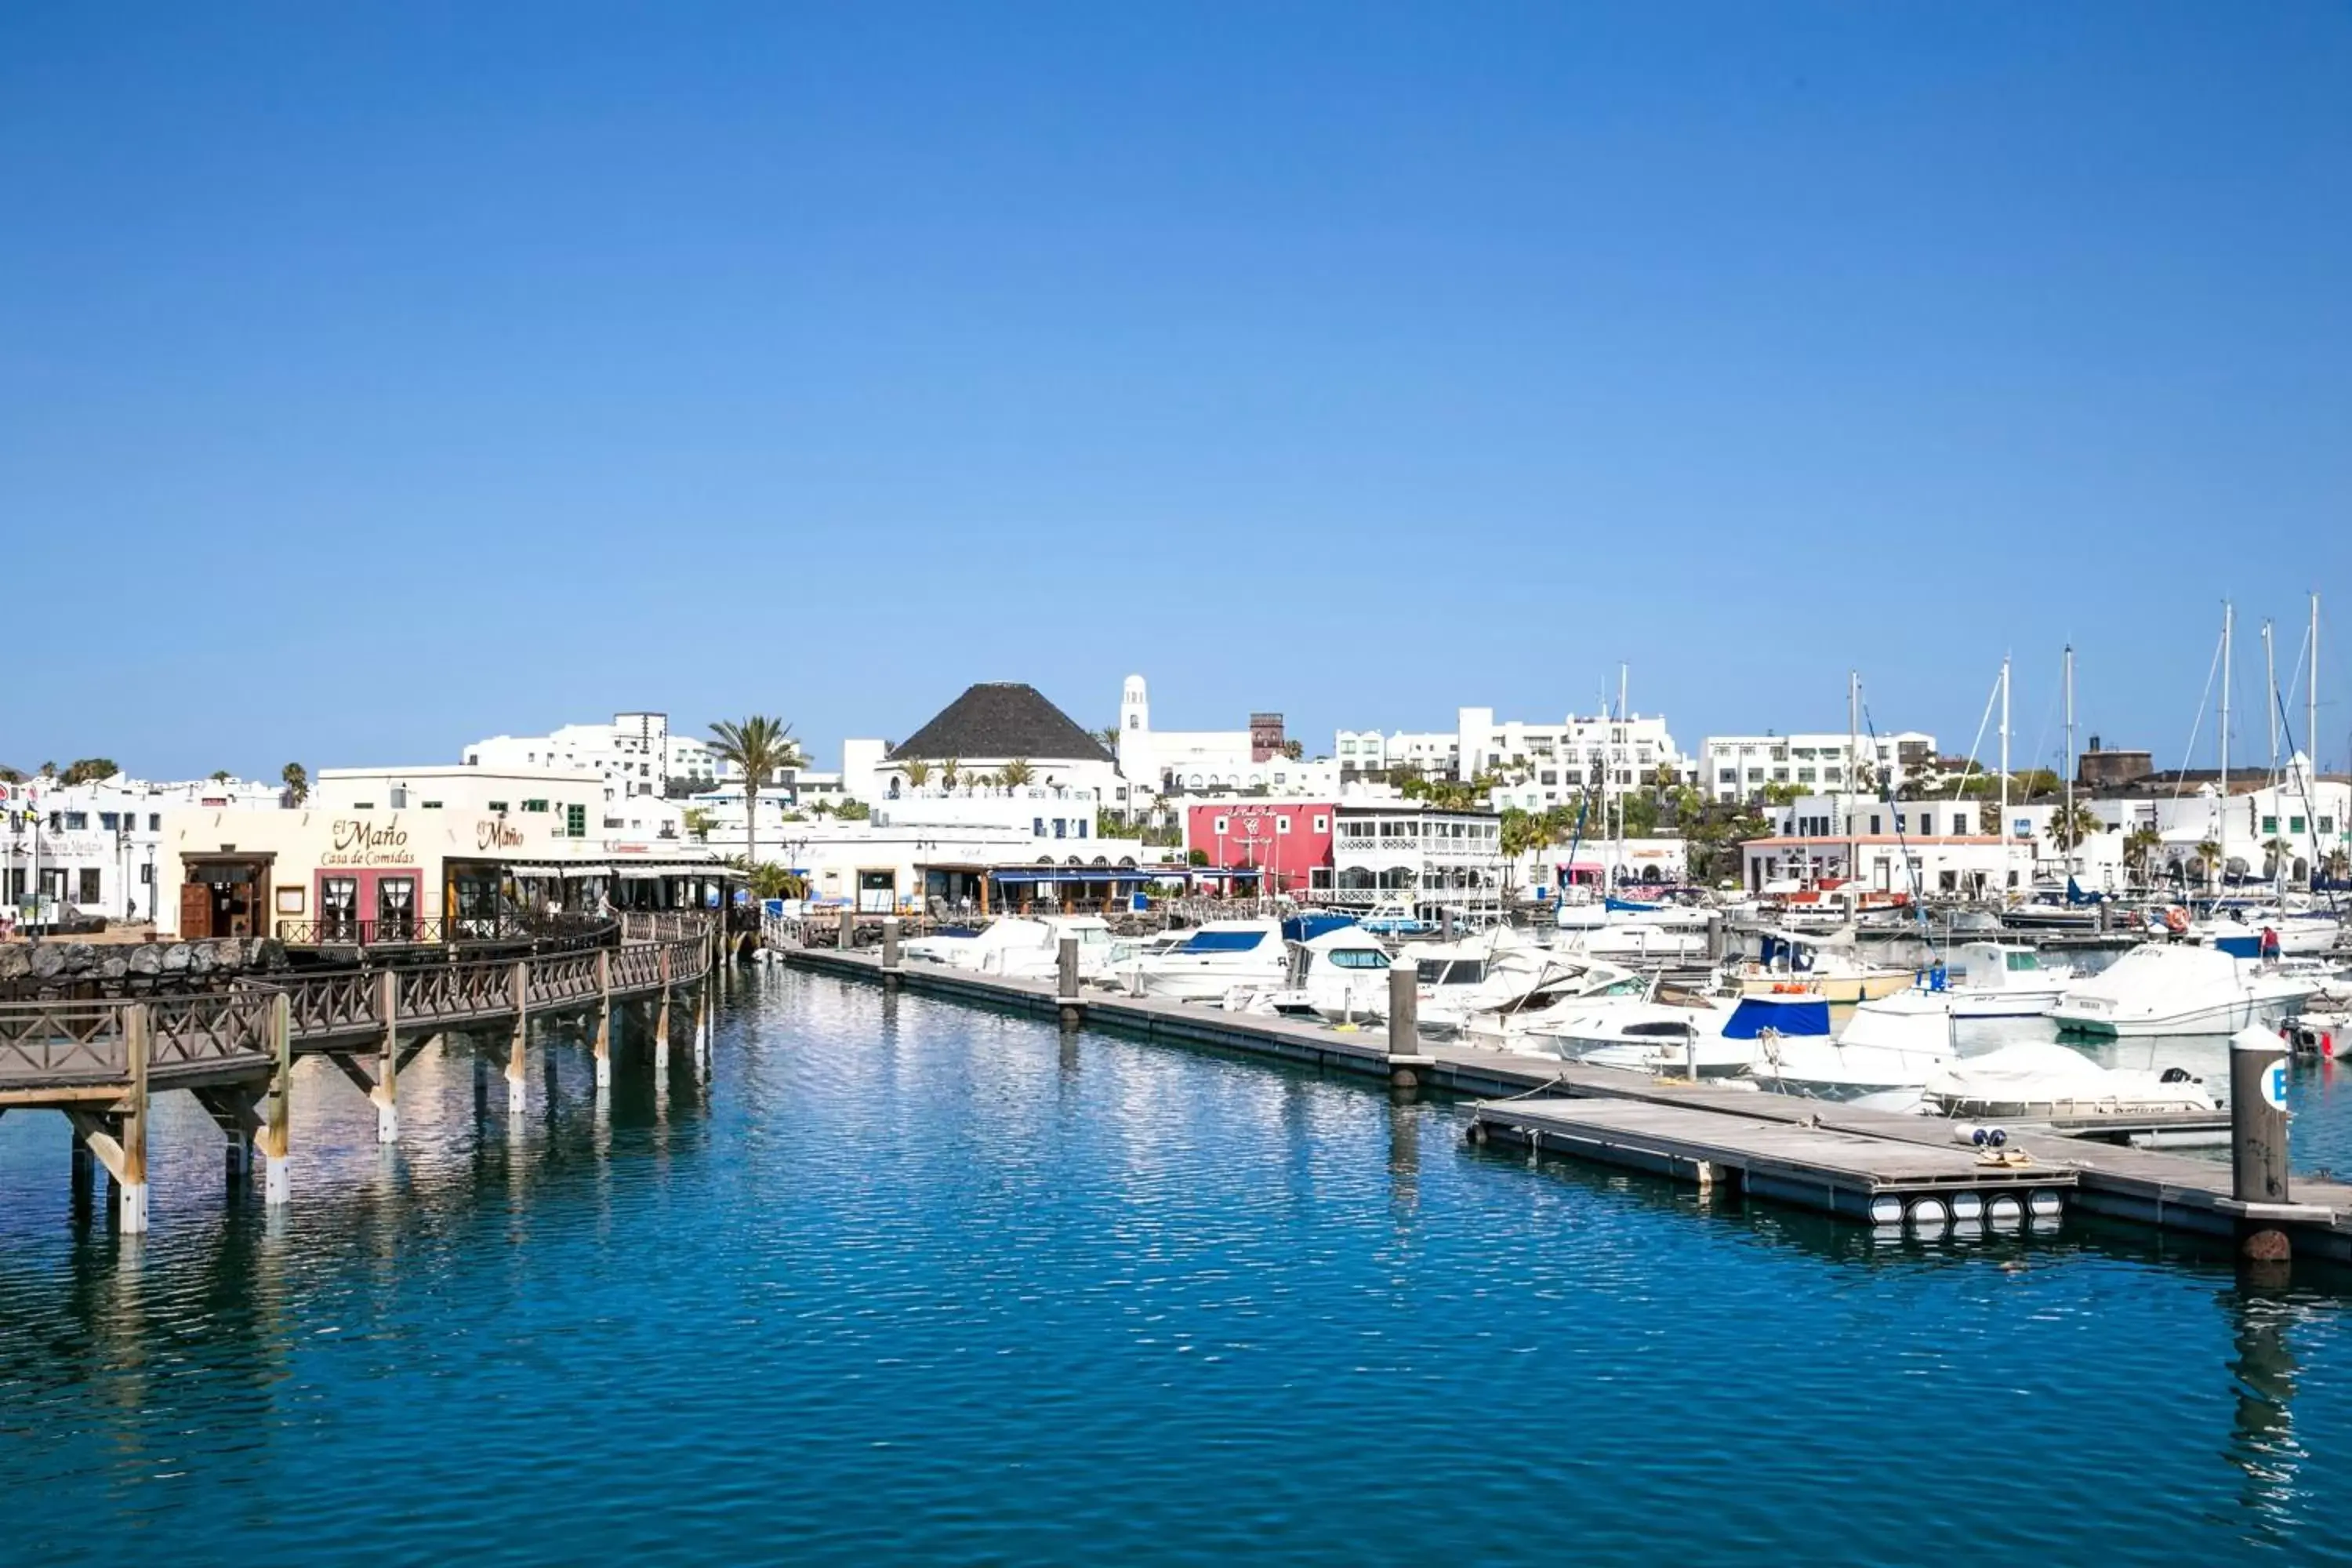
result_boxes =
[1096,724,1122,751]
[2263,835,2295,882]
[2123,826,2161,885]
[708,716,800,874]
[2045,802,2102,855]
[902,760,932,790]
[2195,837,2223,893]
[1000,758,1036,789]
[281,761,309,805]
[941,758,961,789]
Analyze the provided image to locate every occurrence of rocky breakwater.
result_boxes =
[0,936,290,1002]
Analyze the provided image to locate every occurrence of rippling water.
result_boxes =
[5,967,2352,1565]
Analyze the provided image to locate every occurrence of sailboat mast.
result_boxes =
[2221,601,2233,889]
[2312,591,2322,783]
[2264,619,2278,782]
[1998,655,2010,897]
[1848,669,1860,887]
[2063,644,2075,878]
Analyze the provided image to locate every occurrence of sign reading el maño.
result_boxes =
[324,818,416,867]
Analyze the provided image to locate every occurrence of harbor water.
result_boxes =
[5,967,2352,1564]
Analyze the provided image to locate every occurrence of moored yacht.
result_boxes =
[1730,928,1913,1004]
[1130,919,1289,1003]
[1227,925,1395,1022]
[1922,1042,2216,1118]
[1519,990,1835,1079]
[2049,942,2319,1037]
[1751,991,1958,1101]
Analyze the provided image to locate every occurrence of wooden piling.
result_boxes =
[881,915,902,988]
[2230,1025,2294,1261]
[118,1003,151,1232]
[1385,959,1431,1089]
[260,993,292,1206]
[1057,935,1082,1026]
[375,970,401,1144]
[655,946,673,1066]
[507,960,528,1116]
[594,949,613,1090]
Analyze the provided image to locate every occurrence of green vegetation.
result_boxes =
[281,761,309,804]
[708,715,802,873]
[60,757,120,786]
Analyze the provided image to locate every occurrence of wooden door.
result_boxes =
[180,882,212,939]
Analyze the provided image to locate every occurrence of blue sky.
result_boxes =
[4,3,2348,782]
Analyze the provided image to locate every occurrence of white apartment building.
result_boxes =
[1338,706,1690,808]
[1743,791,2036,897]
[1700,731,1937,804]
[3,773,283,928]
[1329,801,1506,920]
[464,711,715,798]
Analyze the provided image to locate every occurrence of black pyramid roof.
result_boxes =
[886,683,1112,764]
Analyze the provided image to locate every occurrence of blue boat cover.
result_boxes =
[1721,997,1833,1039]
[2213,935,2262,960]
[1181,929,1268,953]
[1282,913,1358,942]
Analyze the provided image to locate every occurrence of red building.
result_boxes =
[1185,800,1336,895]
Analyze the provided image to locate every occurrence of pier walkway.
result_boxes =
[774,942,2352,1265]
[0,913,719,1230]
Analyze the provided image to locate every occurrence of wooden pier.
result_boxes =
[775,942,2352,1264]
[1,913,718,1230]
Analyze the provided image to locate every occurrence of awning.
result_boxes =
[510,864,613,878]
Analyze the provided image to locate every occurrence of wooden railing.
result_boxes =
[0,916,715,1094]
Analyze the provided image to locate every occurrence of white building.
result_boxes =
[1700,730,1938,804]
[855,682,1127,808]
[1329,801,1506,920]
[3,773,282,928]
[1338,706,1690,806]
[1112,674,1325,808]
[463,711,715,798]
[2082,757,2350,891]
[1742,792,2037,897]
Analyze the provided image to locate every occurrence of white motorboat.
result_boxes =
[1558,920,1709,963]
[1919,942,2074,1018]
[1751,990,1958,1100]
[2049,942,2320,1037]
[1451,959,1653,1046]
[902,917,1050,972]
[1106,931,1189,993]
[1922,1042,2216,1118]
[1130,919,1289,1003]
[1408,927,1613,1034]
[1521,991,1836,1079]
[1730,928,1914,1004]
[1226,926,1396,1022]
[2183,906,2343,959]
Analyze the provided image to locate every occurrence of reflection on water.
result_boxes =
[3,968,2352,1566]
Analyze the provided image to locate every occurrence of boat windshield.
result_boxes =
[2005,952,2041,972]
[1419,960,1486,985]
[1181,930,1266,953]
[1326,948,1389,970]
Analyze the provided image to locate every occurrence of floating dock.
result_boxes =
[1468,1097,2072,1225]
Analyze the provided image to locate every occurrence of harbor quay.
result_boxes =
[771,924,2352,1270]
[0,913,721,1231]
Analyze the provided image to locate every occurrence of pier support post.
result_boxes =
[1385,960,1432,1090]
[838,906,855,951]
[1058,935,1083,1026]
[374,970,401,1144]
[881,916,902,989]
[507,961,528,1117]
[655,948,673,1069]
[118,1003,151,1233]
[593,949,613,1090]
[692,972,710,1073]
[2230,1025,2293,1262]
[260,993,292,1207]
[70,1135,95,1214]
